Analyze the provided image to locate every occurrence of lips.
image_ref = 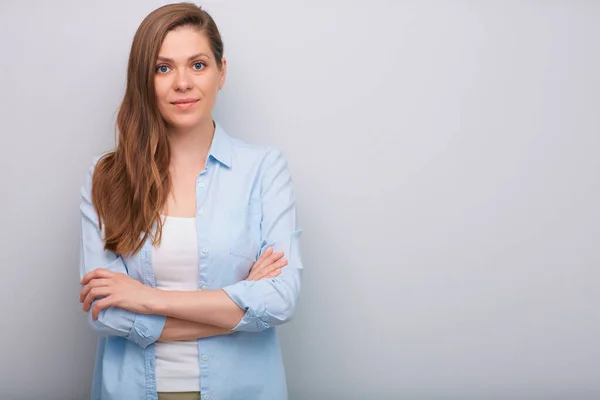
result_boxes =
[171,98,199,110]
[171,98,199,105]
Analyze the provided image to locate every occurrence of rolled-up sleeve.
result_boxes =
[222,148,304,332]
[79,157,166,348]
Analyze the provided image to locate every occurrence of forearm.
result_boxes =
[158,317,233,342]
[151,288,245,329]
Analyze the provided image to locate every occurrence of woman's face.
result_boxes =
[154,26,226,132]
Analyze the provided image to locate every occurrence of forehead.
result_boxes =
[158,26,211,58]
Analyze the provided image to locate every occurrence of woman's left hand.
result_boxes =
[80,268,158,320]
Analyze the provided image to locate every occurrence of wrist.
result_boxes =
[146,287,168,315]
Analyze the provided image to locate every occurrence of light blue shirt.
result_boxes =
[79,121,303,400]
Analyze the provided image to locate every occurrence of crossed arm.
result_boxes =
[79,248,287,342]
[79,149,303,347]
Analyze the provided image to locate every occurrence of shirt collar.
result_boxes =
[207,120,233,168]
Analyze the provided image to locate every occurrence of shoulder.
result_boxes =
[231,139,294,191]
[82,151,114,191]
[90,151,114,168]
[88,150,116,174]
[228,136,288,168]
[212,121,290,169]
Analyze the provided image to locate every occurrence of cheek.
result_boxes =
[154,81,174,120]
[155,98,170,121]
[154,80,169,103]
[196,75,220,95]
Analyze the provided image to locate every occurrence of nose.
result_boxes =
[173,68,193,91]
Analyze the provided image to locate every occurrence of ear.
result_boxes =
[218,57,227,90]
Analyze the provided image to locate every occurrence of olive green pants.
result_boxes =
[157,392,201,400]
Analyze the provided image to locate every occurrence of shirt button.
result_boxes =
[198,182,205,188]
[204,395,210,400]
[197,209,204,215]
[202,247,209,254]
[202,354,208,361]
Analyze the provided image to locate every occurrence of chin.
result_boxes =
[166,114,206,130]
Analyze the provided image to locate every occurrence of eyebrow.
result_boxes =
[156,52,211,63]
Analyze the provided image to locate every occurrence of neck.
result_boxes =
[167,118,214,166]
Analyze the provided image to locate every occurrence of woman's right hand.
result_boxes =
[246,247,288,281]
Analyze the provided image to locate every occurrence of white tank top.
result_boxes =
[152,215,200,392]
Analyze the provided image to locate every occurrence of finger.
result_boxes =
[246,266,264,280]
[255,247,273,265]
[267,250,285,264]
[263,258,288,276]
[253,258,287,280]
[245,274,257,281]
[83,287,111,312]
[250,247,274,272]
[259,247,274,261]
[79,279,111,303]
[264,268,283,279]
[246,266,266,281]
[268,249,284,260]
[92,297,112,320]
[253,249,284,274]
[81,268,114,285]
[80,269,104,285]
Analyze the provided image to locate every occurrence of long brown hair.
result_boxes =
[92,3,224,257]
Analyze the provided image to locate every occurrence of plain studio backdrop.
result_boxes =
[0,1,598,399]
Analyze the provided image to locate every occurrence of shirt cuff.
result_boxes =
[126,313,167,348]
[222,281,270,332]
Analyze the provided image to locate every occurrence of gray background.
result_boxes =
[1,1,599,399]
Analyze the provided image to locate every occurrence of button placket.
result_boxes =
[196,167,211,294]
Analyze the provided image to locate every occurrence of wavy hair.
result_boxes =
[92,3,224,257]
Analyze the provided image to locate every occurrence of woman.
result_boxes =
[78,3,303,400]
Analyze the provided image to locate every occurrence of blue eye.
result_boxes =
[156,65,170,73]
[193,62,206,70]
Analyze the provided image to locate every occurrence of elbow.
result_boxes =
[260,282,300,329]
[226,272,302,332]
[235,289,298,333]
[264,302,297,328]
